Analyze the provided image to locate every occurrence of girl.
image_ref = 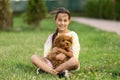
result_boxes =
[31,7,80,78]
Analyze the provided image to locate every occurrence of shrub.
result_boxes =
[115,0,120,20]
[0,0,13,30]
[24,0,47,27]
[85,0,120,20]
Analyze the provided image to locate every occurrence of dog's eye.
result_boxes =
[62,40,64,42]
[67,40,69,42]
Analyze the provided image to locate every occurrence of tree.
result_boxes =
[24,0,47,27]
[0,0,13,31]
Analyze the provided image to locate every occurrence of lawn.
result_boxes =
[0,17,120,80]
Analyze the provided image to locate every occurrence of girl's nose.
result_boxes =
[61,21,64,25]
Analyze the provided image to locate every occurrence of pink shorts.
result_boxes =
[45,58,53,68]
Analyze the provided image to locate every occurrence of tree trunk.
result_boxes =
[0,0,13,31]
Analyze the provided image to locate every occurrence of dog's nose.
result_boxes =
[66,43,68,46]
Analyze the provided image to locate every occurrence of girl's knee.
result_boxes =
[31,55,39,63]
[70,57,80,69]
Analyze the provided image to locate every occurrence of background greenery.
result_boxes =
[0,17,120,80]
[86,0,120,20]
[24,0,47,26]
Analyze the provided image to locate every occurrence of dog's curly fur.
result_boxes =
[46,35,72,68]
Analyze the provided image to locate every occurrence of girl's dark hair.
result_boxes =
[51,7,71,45]
[54,7,70,20]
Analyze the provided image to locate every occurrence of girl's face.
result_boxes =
[55,13,70,32]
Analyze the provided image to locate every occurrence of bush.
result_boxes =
[24,0,47,27]
[85,0,120,20]
[115,0,120,20]
[0,0,13,30]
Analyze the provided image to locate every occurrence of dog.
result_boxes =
[46,35,72,68]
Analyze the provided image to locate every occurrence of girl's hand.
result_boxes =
[56,53,66,61]
[52,47,59,53]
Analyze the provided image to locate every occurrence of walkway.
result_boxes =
[72,17,120,35]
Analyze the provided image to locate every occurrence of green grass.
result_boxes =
[0,17,120,80]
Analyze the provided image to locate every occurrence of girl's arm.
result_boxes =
[44,34,53,57]
[53,47,73,57]
[58,48,73,57]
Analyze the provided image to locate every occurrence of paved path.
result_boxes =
[72,17,120,35]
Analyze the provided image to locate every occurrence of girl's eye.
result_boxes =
[64,19,67,22]
[58,19,62,21]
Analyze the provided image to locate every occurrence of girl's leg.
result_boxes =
[55,57,80,72]
[31,55,58,75]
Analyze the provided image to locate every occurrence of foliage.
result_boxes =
[85,0,120,20]
[115,0,120,20]
[0,0,13,30]
[24,0,47,27]
[0,17,120,80]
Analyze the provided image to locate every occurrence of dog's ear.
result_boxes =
[53,36,61,47]
[55,36,60,43]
